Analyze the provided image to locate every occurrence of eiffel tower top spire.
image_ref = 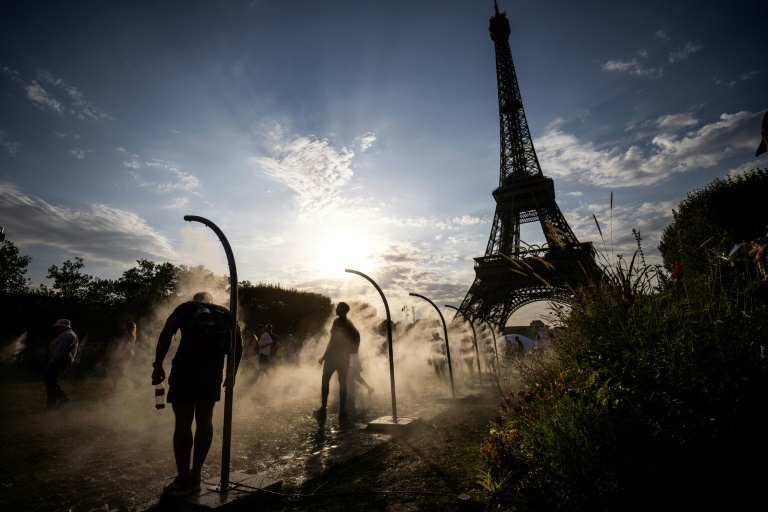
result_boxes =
[489,1,543,188]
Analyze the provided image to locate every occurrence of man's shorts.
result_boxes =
[167,357,225,403]
[322,355,351,380]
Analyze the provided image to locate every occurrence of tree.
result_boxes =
[46,257,93,302]
[238,282,333,336]
[175,264,228,297]
[116,259,178,318]
[0,241,32,294]
[84,277,121,308]
[659,168,768,279]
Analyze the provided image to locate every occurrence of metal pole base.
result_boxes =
[209,482,236,493]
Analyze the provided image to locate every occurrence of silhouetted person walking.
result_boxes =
[428,331,447,379]
[151,292,243,496]
[43,319,79,408]
[254,324,274,380]
[460,334,475,381]
[314,302,359,423]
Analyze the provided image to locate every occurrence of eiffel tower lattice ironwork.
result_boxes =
[458,2,598,329]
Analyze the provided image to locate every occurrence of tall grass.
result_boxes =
[480,227,768,511]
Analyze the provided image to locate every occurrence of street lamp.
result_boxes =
[345,269,398,423]
[445,305,483,387]
[183,215,238,492]
[408,293,456,398]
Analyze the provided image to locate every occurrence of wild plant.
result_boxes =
[480,208,768,510]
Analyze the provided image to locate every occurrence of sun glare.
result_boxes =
[311,229,377,277]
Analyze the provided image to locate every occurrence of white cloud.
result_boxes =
[726,70,759,88]
[358,132,377,152]
[25,81,64,113]
[54,131,80,140]
[36,70,113,121]
[0,181,176,264]
[162,197,190,209]
[377,214,487,230]
[1,66,24,84]
[727,161,764,178]
[657,113,698,131]
[668,42,702,63]
[6,68,112,121]
[537,110,759,187]
[0,130,21,155]
[145,158,201,192]
[251,135,355,214]
[451,215,483,226]
[603,35,702,80]
[602,58,663,79]
[70,148,85,159]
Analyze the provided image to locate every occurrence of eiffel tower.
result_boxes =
[458,1,598,329]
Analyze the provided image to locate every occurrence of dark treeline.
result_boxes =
[0,247,333,370]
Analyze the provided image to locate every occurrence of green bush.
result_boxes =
[481,244,768,510]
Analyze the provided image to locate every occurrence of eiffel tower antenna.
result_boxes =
[458,1,598,329]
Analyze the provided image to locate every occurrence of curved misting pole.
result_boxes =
[346,269,397,423]
[408,293,455,398]
[183,215,238,492]
[482,319,502,376]
[445,305,483,386]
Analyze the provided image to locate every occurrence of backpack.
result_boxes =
[185,301,232,359]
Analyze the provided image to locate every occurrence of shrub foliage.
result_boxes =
[481,235,768,511]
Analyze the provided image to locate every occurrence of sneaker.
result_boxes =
[189,476,202,494]
[312,407,327,420]
[163,476,191,497]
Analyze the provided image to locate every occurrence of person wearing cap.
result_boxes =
[43,319,79,408]
[314,301,360,423]
[151,291,243,497]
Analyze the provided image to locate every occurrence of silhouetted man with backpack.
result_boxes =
[151,292,243,496]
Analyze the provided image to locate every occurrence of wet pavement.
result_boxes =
[0,362,500,511]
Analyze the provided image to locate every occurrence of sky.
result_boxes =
[0,0,765,327]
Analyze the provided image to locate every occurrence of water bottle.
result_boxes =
[154,383,165,410]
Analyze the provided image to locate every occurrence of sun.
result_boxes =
[311,229,377,278]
